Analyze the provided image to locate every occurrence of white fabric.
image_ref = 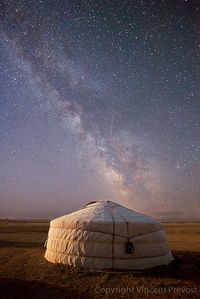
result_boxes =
[45,201,173,269]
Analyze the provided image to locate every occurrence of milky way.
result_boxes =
[0,0,200,219]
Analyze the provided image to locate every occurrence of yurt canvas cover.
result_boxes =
[45,201,173,270]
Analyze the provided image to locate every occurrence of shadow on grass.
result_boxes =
[0,278,89,299]
[0,240,43,248]
[72,250,200,282]
[110,250,200,282]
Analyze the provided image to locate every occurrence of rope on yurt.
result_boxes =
[109,207,115,270]
[116,209,134,254]
[108,205,135,269]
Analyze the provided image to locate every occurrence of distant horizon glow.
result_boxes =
[0,1,200,219]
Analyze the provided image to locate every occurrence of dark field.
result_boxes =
[0,221,200,299]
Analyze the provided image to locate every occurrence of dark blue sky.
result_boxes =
[0,0,200,218]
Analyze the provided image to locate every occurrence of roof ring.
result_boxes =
[84,201,97,207]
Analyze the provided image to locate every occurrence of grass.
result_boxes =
[0,221,199,298]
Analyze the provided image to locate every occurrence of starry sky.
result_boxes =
[0,0,200,219]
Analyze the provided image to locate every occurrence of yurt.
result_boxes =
[45,200,173,270]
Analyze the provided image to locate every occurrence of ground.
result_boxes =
[0,220,199,299]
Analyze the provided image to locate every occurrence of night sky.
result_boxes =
[0,0,200,219]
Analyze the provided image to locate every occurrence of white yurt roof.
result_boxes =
[45,200,173,270]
